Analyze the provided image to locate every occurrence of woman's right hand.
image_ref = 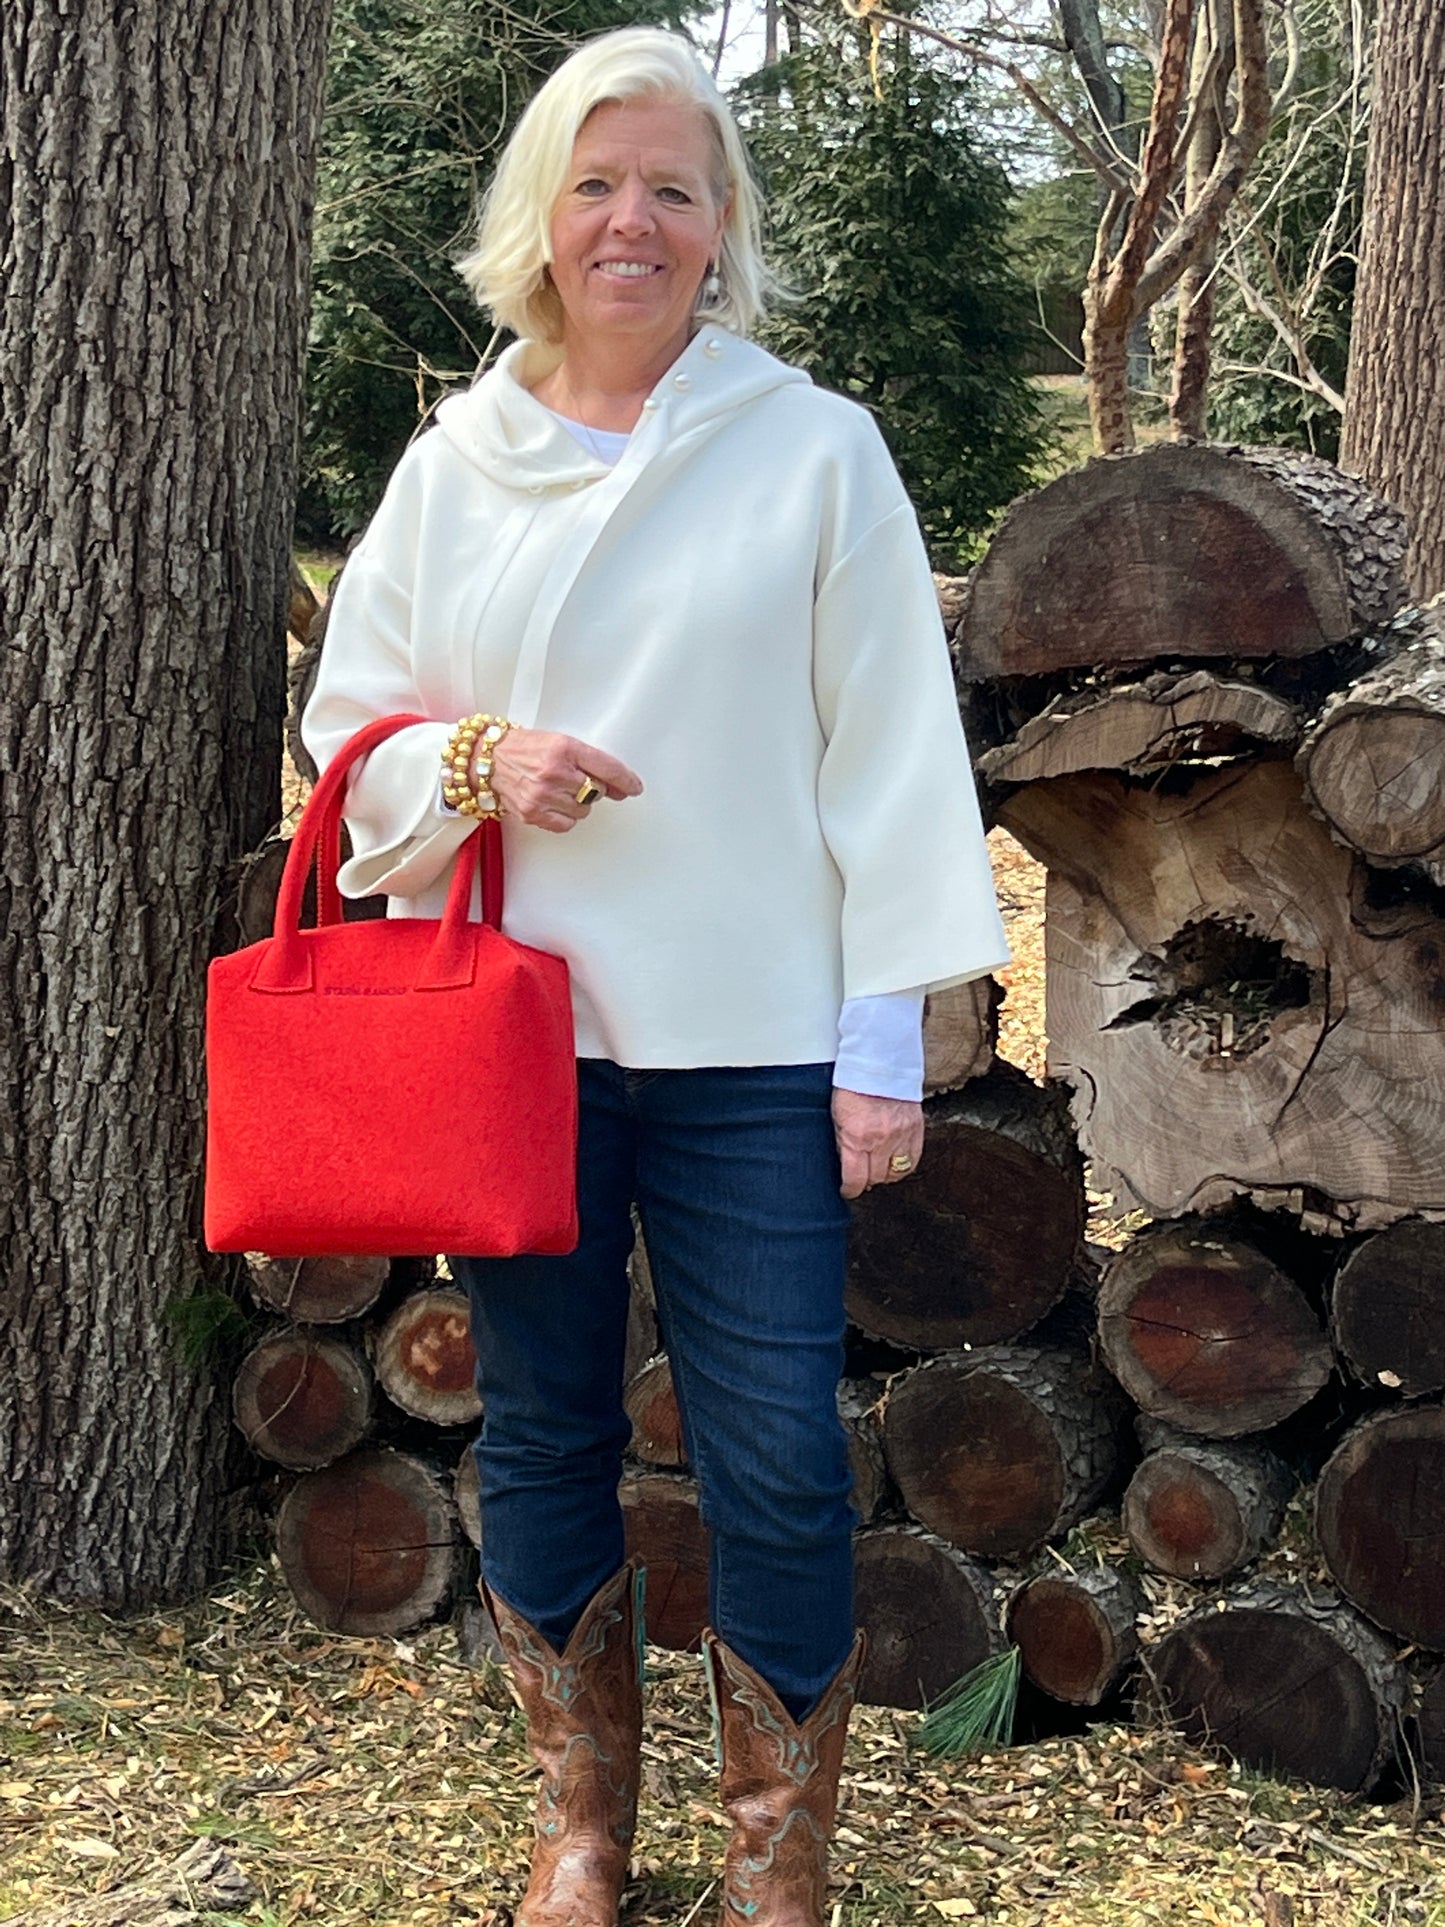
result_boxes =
[485,726,643,833]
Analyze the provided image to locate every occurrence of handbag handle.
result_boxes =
[255,713,503,993]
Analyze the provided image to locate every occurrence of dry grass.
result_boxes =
[3,1566,1443,1927]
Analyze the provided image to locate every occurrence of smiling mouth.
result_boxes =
[594,262,663,278]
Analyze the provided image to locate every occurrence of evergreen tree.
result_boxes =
[304,0,683,537]
[744,45,1045,570]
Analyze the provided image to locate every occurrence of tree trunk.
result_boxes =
[372,1286,482,1426]
[0,0,333,1606]
[1007,1564,1142,1705]
[275,1445,461,1635]
[1098,1219,1332,1436]
[1001,758,1445,1228]
[853,1525,1003,1710]
[623,1353,687,1469]
[1145,1579,1410,1793]
[247,1254,397,1325]
[1296,603,1445,869]
[232,1327,375,1470]
[977,668,1300,787]
[618,1468,710,1652]
[838,1376,891,1524]
[956,444,1408,682]
[879,1344,1126,1558]
[1339,0,1445,599]
[846,1064,1085,1351]
[1330,1219,1445,1398]
[1123,1432,1294,1578]
[1316,1405,1445,1649]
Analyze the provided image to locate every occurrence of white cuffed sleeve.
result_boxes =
[300,459,473,901]
[812,461,1010,1002]
[834,987,926,1099]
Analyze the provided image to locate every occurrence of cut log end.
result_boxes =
[853,1526,1002,1710]
[1007,1566,1141,1705]
[619,1471,710,1652]
[1316,1406,1445,1648]
[232,1329,374,1469]
[247,1253,391,1324]
[373,1287,481,1426]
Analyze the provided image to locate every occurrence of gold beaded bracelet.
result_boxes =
[441,712,512,817]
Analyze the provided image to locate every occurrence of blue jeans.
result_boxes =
[453,1058,856,1718]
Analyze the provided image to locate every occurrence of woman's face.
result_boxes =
[547,96,729,369]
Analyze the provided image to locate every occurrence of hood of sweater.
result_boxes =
[433,327,811,491]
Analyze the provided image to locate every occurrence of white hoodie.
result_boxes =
[301,328,1009,1069]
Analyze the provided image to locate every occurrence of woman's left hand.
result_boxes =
[831,1089,925,1200]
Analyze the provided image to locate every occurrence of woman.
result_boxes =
[303,27,1007,1927]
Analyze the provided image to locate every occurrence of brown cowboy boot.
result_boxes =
[703,1630,865,1927]
[484,1563,644,1927]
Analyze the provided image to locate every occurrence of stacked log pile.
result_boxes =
[230,443,1445,1796]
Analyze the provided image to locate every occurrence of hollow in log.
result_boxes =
[1316,1405,1445,1649]
[1145,1579,1410,1793]
[1123,1434,1294,1579]
[879,1345,1125,1558]
[1098,1220,1332,1437]
[373,1286,482,1426]
[619,1469,710,1652]
[853,1524,1002,1711]
[847,1065,1085,1351]
[247,1253,392,1324]
[1007,1563,1142,1705]
[276,1445,460,1634]
[1331,1220,1445,1398]
[1001,758,1445,1226]
[956,443,1407,681]
[624,1354,686,1469]
[978,669,1299,786]
[1297,603,1445,868]
[232,1327,375,1469]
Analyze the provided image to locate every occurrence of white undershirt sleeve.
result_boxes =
[833,986,927,1101]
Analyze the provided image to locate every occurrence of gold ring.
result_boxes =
[575,778,603,806]
[888,1154,914,1175]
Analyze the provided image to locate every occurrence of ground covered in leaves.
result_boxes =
[7,826,1441,1924]
[3,1561,1443,1927]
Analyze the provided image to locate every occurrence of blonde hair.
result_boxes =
[458,28,771,344]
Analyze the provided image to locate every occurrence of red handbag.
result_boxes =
[204,713,579,1258]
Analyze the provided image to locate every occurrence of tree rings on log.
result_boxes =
[853,1525,1002,1710]
[1006,1563,1142,1704]
[1000,758,1445,1224]
[1098,1221,1331,1437]
[624,1354,686,1469]
[373,1287,481,1425]
[232,1327,374,1470]
[1297,604,1445,867]
[248,1254,391,1324]
[922,976,1000,1093]
[1316,1405,1445,1648]
[1145,1579,1409,1793]
[1331,1221,1445,1398]
[1123,1435,1294,1578]
[276,1446,459,1635]
[619,1469,710,1652]
[838,1377,891,1524]
[880,1345,1124,1558]
[978,670,1299,787]
[847,1066,1084,1350]
[956,443,1407,681]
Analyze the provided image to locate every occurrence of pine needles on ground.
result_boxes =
[915,1645,1022,1757]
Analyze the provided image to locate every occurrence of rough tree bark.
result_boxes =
[0,0,333,1604]
[1339,0,1445,599]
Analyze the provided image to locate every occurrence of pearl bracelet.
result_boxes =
[441,712,512,818]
